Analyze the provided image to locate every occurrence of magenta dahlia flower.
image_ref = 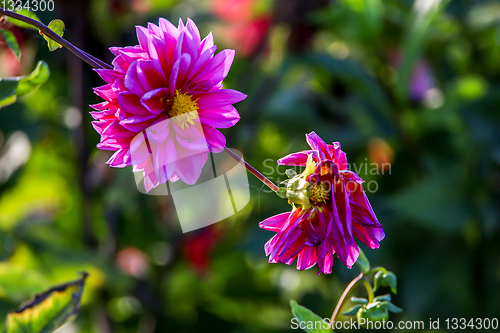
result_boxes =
[90,18,246,190]
[260,132,384,274]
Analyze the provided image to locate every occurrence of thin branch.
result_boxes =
[224,147,279,192]
[0,8,112,70]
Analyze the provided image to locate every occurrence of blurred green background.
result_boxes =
[1,0,499,332]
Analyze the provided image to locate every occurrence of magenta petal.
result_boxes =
[94,69,121,84]
[124,61,146,96]
[198,105,240,129]
[117,92,151,116]
[191,49,234,85]
[129,132,150,165]
[174,151,208,185]
[297,246,317,271]
[175,128,209,151]
[350,182,379,224]
[201,32,214,51]
[306,131,331,160]
[277,233,306,264]
[141,88,169,114]
[196,89,247,109]
[136,60,166,91]
[200,124,226,151]
[277,150,316,166]
[188,45,217,84]
[259,212,290,231]
[107,148,131,167]
[136,25,151,53]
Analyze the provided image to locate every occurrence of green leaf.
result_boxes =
[42,20,65,51]
[355,246,370,274]
[4,10,41,30]
[350,296,368,305]
[379,301,403,313]
[342,304,364,316]
[290,300,332,333]
[0,29,21,60]
[374,294,391,302]
[374,271,397,294]
[2,272,89,333]
[16,61,51,96]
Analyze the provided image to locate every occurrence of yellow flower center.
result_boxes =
[166,90,199,130]
[309,181,331,206]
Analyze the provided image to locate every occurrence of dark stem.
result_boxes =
[0,8,112,70]
[224,147,279,192]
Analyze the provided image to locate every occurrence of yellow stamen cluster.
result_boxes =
[167,90,199,130]
[309,181,331,206]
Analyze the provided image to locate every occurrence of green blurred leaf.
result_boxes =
[0,29,21,60]
[0,94,17,108]
[290,300,331,332]
[342,304,364,316]
[455,75,488,101]
[355,247,370,274]
[16,61,51,96]
[41,20,65,51]
[397,0,444,103]
[2,273,88,333]
[0,263,49,302]
[0,79,19,101]
[4,10,41,30]
[373,271,383,292]
[312,54,391,119]
[0,61,50,109]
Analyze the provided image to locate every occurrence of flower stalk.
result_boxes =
[0,8,112,69]
[330,272,365,324]
[224,147,279,192]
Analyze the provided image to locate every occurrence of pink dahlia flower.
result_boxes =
[90,18,246,190]
[260,132,384,274]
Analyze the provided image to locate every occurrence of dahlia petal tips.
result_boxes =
[90,18,247,190]
[260,132,385,274]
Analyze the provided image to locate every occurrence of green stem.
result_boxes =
[362,278,375,303]
[330,273,364,324]
[366,266,388,276]
[224,147,279,192]
[0,8,112,69]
